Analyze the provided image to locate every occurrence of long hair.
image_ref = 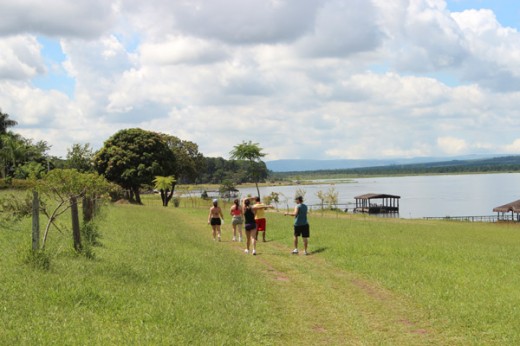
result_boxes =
[233,198,240,209]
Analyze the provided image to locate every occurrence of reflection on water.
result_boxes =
[236,173,520,219]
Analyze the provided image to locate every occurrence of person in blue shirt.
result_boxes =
[284,196,310,255]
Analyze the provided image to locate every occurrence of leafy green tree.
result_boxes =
[66,143,94,172]
[153,175,177,207]
[14,161,45,179]
[163,136,205,183]
[229,141,267,197]
[94,128,176,204]
[219,179,237,200]
[0,133,49,178]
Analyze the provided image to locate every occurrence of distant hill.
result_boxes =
[266,154,506,172]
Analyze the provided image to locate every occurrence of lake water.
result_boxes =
[236,173,520,219]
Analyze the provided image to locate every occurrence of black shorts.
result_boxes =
[294,224,310,238]
[245,223,256,231]
[210,218,221,226]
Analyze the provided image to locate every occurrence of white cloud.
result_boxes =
[437,136,468,155]
[139,36,228,66]
[1,0,520,162]
[169,0,321,44]
[0,0,115,38]
[296,0,385,58]
[451,9,520,91]
[0,35,44,80]
[503,139,520,153]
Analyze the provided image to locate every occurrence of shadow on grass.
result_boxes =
[310,247,327,255]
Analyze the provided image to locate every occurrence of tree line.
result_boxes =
[0,109,269,198]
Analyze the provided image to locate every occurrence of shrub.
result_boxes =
[81,221,103,247]
[23,249,51,271]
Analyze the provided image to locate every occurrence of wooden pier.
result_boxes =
[353,193,400,214]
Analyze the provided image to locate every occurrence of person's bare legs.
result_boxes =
[245,230,251,252]
[293,235,299,250]
[251,229,257,254]
[237,224,243,241]
[303,237,309,254]
[232,224,236,241]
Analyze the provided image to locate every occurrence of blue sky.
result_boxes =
[447,0,520,28]
[1,0,520,160]
[32,37,74,97]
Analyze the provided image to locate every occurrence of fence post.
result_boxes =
[32,190,40,250]
[70,196,82,252]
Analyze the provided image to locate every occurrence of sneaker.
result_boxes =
[239,236,243,242]
[304,251,309,256]
[244,249,249,254]
[232,237,236,242]
[292,249,298,255]
[252,250,257,256]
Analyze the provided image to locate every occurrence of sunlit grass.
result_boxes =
[2,191,520,344]
[293,214,520,344]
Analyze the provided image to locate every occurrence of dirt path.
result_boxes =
[226,239,443,345]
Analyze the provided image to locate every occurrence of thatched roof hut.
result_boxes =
[493,199,520,221]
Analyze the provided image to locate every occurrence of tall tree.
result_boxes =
[0,109,17,135]
[66,143,94,172]
[163,135,205,184]
[229,140,267,198]
[93,128,176,204]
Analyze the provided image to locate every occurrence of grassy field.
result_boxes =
[2,194,520,345]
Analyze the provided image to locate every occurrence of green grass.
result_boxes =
[2,193,520,344]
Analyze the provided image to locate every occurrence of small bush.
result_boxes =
[23,249,51,271]
[0,192,33,221]
[81,221,102,247]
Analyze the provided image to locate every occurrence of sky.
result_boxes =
[1,0,520,161]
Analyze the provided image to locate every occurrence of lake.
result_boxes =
[236,173,520,219]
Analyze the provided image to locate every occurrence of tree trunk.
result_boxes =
[161,182,177,207]
[82,196,95,223]
[32,190,40,250]
[128,189,134,202]
[255,181,260,199]
[70,196,82,252]
[132,186,142,204]
[166,182,176,205]
[160,189,167,206]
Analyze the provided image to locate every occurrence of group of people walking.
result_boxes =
[208,196,310,255]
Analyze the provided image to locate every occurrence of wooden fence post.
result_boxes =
[32,190,40,250]
[70,196,82,252]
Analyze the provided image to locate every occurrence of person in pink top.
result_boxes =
[229,198,243,242]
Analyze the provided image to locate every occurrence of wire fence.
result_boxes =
[422,215,520,223]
